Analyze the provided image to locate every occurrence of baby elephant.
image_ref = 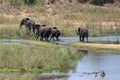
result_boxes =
[77,27,89,42]
[50,27,61,41]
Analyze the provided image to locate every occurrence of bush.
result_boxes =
[77,0,89,3]
[88,0,105,6]
[77,0,114,5]
[7,0,38,6]
[10,0,24,6]
[24,0,37,5]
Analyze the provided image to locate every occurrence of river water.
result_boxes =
[67,52,120,80]
[0,36,120,80]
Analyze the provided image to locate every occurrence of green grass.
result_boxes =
[0,41,82,72]
[0,3,120,38]
[0,24,35,39]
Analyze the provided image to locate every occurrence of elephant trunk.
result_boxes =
[20,22,23,29]
[76,30,80,35]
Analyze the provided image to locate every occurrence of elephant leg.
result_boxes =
[55,37,58,41]
[44,36,47,41]
[40,36,43,41]
[27,26,31,35]
[50,35,53,40]
[86,37,88,42]
[55,33,60,41]
[52,37,55,41]
[55,36,59,41]
[45,36,49,41]
[79,35,82,41]
[40,37,43,41]
[35,34,40,40]
[32,27,35,34]
[35,32,38,40]
[50,35,56,41]
[53,37,56,41]
[82,36,84,42]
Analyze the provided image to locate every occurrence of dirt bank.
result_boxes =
[75,42,120,49]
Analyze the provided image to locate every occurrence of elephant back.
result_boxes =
[43,27,52,37]
[33,24,40,33]
[20,18,35,27]
[39,27,51,35]
[51,28,61,37]
[26,19,35,27]
[80,28,89,37]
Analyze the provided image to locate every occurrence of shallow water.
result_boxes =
[58,36,120,45]
[1,36,120,45]
[67,52,120,80]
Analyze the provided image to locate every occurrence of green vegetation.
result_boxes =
[0,41,82,72]
[0,24,33,39]
[0,1,120,80]
[0,75,67,80]
[0,4,120,38]
[0,1,120,38]
[5,0,120,6]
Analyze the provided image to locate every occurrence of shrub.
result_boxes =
[24,0,37,5]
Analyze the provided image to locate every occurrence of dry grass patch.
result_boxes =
[72,42,120,50]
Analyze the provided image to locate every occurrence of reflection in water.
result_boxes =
[77,48,88,55]
[68,52,120,80]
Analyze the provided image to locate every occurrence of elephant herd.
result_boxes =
[20,18,89,42]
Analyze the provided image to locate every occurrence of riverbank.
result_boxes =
[70,42,120,54]
[0,40,82,73]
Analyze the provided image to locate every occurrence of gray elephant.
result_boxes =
[20,18,35,34]
[50,27,61,41]
[35,26,52,41]
[77,27,89,42]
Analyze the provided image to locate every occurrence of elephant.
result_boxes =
[35,26,52,41]
[20,18,35,34]
[50,27,61,41]
[77,27,89,42]
[33,24,41,38]
[34,26,61,41]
